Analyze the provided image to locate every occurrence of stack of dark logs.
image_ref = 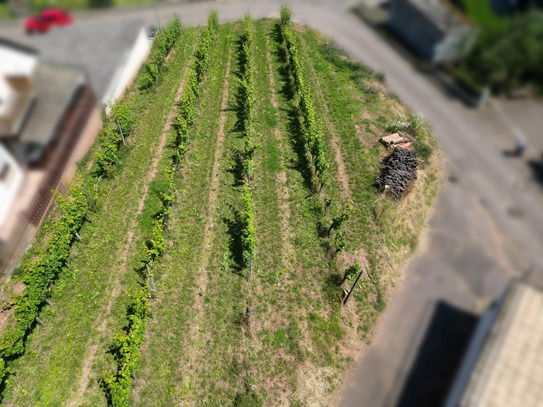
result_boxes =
[376,147,418,200]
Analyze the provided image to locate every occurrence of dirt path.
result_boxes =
[266,35,294,270]
[299,41,352,201]
[67,65,191,407]
[179,56,231,386]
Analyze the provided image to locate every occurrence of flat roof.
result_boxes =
[406,0,471,31]
[19,61,84,145]
[460,281,543,407]
[37,19,144,100]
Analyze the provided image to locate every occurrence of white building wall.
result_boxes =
[102,27,150,113]
[0,144,24,229]
[0,46,37,117]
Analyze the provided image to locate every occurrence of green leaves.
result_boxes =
[241,184,256,268]
[139,18,182,91]
[173,23,215,167]
[208,10,219,37]
[102,12,219,406]
[461,9,543,94]
[237,15,256,273]
[281,19,329,190]
[329,202,353,235]
[0,181,89,386]
[102,286,150,407]
[280,4,292,27]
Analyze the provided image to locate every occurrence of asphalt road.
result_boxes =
[2,1,542,405]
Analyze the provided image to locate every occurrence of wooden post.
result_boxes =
[35,317,45,326]
[116,119,126,145]
[74,231,83,243]
[146,263,157,293]
[343,268,364,306]
[45,298,53,306]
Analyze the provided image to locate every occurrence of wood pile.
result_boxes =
[379,132,412,150]
[376,147,418,200]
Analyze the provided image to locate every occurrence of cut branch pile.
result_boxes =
[376,147,418,200]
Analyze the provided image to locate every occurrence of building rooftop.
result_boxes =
[407,0,471,32]
[19,61,84,146]
[37,18,145,102]
[458,281,543,407]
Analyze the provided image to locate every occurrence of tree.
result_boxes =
[461,10,543,94]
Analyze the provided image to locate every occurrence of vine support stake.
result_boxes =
[74,231,83,243]
[35,317,45,326]
[146,263,157,293]
[116,119,126,145]
[45,298,53,307]
[343,267,364,306]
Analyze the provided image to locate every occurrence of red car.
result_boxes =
[25,9,73,34]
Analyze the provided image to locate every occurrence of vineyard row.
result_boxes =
[100,12,219,407]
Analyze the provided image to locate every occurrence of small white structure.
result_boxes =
[39,19,151,115]
[0,144,24,229]
[0,40,38,137]
[103,26,150,113]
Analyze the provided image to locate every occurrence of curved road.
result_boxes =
[2,1,542,405]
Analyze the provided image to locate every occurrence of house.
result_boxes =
[0,38,97,268]
[0,20,150,274]
[388,0,473,62]
[444,280,543,407]
[37,19,150,113]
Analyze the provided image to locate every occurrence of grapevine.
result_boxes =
[101,12,220,406]
[279,9,329,191]
[0,181,89,386]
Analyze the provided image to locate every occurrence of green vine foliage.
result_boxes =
[102,287,150,407]
[280,14,329,189]
[139,18,182,91]
[241,184,256,268]
[239,16,255,182]
[172,23,216,167]
[208,10,219,40]
[101,12,219,406]
[238,16,256,273]
[0,182,89,385]
[111,102,135,136]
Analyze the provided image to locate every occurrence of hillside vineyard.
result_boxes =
[0,7,439,406]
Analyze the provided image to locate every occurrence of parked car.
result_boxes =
[25,9,73,34]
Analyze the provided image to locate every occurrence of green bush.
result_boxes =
[111,102,135,136]
[0,182,89,385]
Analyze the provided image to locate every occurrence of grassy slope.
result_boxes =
[6,27,197,406]
[7,17,440,407]
[300,26,440,339]
[132,23,234,406]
